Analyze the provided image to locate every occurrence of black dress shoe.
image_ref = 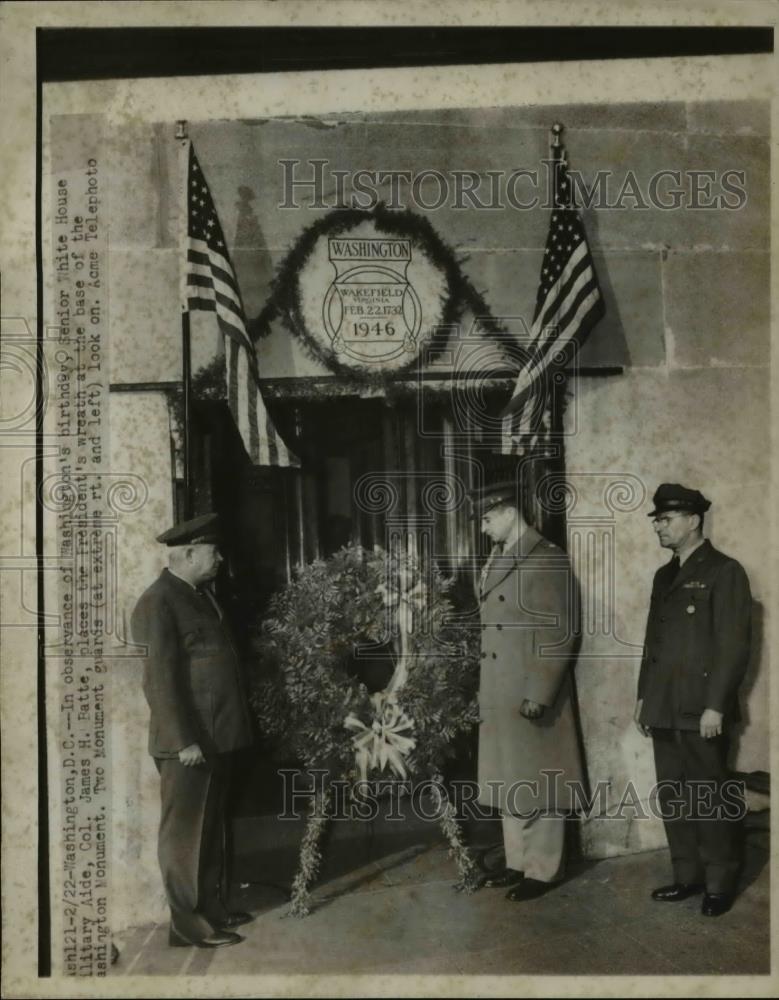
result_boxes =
[506,879,556,902]
[651,882,705,902]
[702,892,733,917]
[169,927,244,948]
[483,869,524,889]
[219,911,254,929]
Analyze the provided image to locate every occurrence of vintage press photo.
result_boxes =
[1,9,776,998]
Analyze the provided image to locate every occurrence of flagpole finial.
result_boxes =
[175,120,189,140]
[551,123,564,148]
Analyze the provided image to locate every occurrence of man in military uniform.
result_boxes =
[470,482,583,901]
[635,484,752,917]
[131,513,254,947]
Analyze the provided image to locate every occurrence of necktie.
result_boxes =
[480,542,503,591]
[198,586,224,621]
[668,555,680,579]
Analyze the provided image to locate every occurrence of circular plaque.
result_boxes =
[294,216,449,377]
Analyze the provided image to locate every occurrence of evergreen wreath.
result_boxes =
[250,542,481,915]
[248,204,511,387]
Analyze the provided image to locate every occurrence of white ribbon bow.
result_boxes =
[344,692,416,782]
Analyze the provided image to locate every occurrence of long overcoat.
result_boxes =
[477,527,584,815]
[131,568,253,758]
[637,539,752,730]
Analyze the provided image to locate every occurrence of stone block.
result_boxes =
[686,99,770,136]
[664,251,769,367]
[109,250,180,383]
[552,128,688,250]
[679,133,769,250]
[568,367,769,485]
[374,101,687,133]
[108,123,171,250]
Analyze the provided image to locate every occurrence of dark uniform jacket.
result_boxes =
[131,568,253,758]
[477,527,584,815]
[638,540,752,731]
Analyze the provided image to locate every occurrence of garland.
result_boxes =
[168,209,523,413]
[166,209,531,428]
[439,794,481,892]
[288,786,332,918]
[247,205,515,388]
[250,542,481,915]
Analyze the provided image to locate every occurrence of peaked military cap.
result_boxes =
[156,512,221,546]
[468,480,519,520]
[648,483,711,518]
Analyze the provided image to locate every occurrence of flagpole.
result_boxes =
[551,122,564,209]
[176,120,193,518]
[182,315,192,518]
[548,122,566,544]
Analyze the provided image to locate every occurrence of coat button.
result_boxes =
[498,595,505,602]
[651,657,657,663]
[496,624,503,631]
[660,616,666,622]
[492,652,497,659]
[481,651,487,659]
[703,671,709,677]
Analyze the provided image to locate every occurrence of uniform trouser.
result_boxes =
[501,813,566,883]
[652,729,743,894]
[155,753,233,941]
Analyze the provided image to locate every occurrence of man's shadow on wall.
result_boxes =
[728,599,769,895]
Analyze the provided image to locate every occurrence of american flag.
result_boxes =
[183,140,299,467]
[500,140,604,454]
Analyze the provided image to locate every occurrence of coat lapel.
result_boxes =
[480,526,543,600]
